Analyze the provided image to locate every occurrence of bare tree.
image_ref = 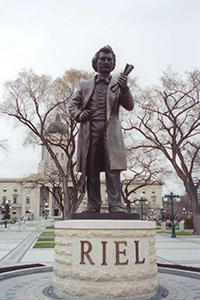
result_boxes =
[121,151,167,202]
[0,68,93,219]
[23,166,65,215]
[126,67,200,234]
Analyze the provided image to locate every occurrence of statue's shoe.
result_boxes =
[109,207,126,213]
[81,208,100,213]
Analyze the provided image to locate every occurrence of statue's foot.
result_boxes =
[109,207,126,213]
[82,208,100,213]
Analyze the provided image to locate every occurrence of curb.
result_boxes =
[0,265,53,281]
[158,266,200,280]
[0,264,199,281]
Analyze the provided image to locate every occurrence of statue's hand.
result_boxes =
[117,73,128,93]
[78,110,90,122]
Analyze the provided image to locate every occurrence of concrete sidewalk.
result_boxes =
[0,224,199,300]
[156,233,200,268]
[0,224,54,267]
[1,225,199,268]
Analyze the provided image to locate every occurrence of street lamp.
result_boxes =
[164,193,181,238]
[182,207,187,221]
[149,208,156,220]
[1,200,11,228]
[135,193,148,220]
[124,197,136,214]
[160,205,166,222]
[44,202,50,220]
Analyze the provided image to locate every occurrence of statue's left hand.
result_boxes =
[117,73,128,92]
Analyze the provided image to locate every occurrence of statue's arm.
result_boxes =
[68,86,83,121]
[69,83,90,122]
[119,88,134,111]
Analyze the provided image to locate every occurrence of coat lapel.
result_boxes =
[107,77,118,121]
[82,77,95,109]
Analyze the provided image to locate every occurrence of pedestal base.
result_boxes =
[53,220,158,299]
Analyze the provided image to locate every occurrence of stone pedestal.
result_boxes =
[53,219,158,299]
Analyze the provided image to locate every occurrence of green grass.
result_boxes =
[46,226,55,229]
[37,238,55,242]
[39,231,55,237]
[160,231,194,236]
[33,228,55,248]
[33,242,55,248]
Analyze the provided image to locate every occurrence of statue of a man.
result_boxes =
[69,45,134,213]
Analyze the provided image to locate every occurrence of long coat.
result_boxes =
[68,76,134,173]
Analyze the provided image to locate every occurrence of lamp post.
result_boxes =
[134,193,148,220]
[124,194,148,219]
[44,202,50,220]
[182,207,187,221]
[164,193,181,238]
[160,205,166,222]
[124,196,137,214]
[149,208,156,220]
[2,200,11,228]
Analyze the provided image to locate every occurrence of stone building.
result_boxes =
[0,159,162,221]
[0,115,163,220]
[0,139,163,220]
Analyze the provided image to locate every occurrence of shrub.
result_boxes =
[184,217,193,229]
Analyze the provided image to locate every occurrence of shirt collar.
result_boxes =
[96,75,111,84]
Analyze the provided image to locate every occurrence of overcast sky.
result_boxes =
[0,0,200,194]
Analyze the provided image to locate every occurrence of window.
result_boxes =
[152,198,156,206]
[61,153,64,160]
[13,187,18,193]
[152,189,155,194]
[13,196,17,204]
[54,197,59,205]
[26,196,30,204]
[2,196,6,204]
[142,189,146,194]
[3,187,7,192]
[54,209,59,216]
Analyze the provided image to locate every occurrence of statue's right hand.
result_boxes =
[78,110,91,121]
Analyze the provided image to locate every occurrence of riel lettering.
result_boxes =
[79,240,146,266]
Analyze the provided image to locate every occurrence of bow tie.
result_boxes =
[96,77,110,84]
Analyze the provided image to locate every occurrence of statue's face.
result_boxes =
[97,52,114,74]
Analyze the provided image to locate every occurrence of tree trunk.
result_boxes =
[192,201,200,235]
[62,177,70,220]
[193,213,200,235]
[182,182,200,235]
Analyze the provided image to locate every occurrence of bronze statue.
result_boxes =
[69,45,134,213]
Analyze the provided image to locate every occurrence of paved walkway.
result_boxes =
[155,233,200,268]
[0,224,199,299]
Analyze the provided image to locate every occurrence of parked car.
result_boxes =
[165,219,171,226]
[165,219,179,226]
[156,220,163,226]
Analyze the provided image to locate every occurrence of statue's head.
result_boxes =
[92,45,116,73]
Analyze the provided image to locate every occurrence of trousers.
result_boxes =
[86,120,123,212]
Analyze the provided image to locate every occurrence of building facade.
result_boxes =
[0,139,163,220]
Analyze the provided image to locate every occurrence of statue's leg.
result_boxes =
[103,132,125,213]
[85,121,103,212]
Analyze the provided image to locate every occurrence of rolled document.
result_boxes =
[111,63,134,93]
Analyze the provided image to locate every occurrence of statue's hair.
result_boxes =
[92,45,116,72]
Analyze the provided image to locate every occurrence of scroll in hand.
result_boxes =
[111,63,134,93]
